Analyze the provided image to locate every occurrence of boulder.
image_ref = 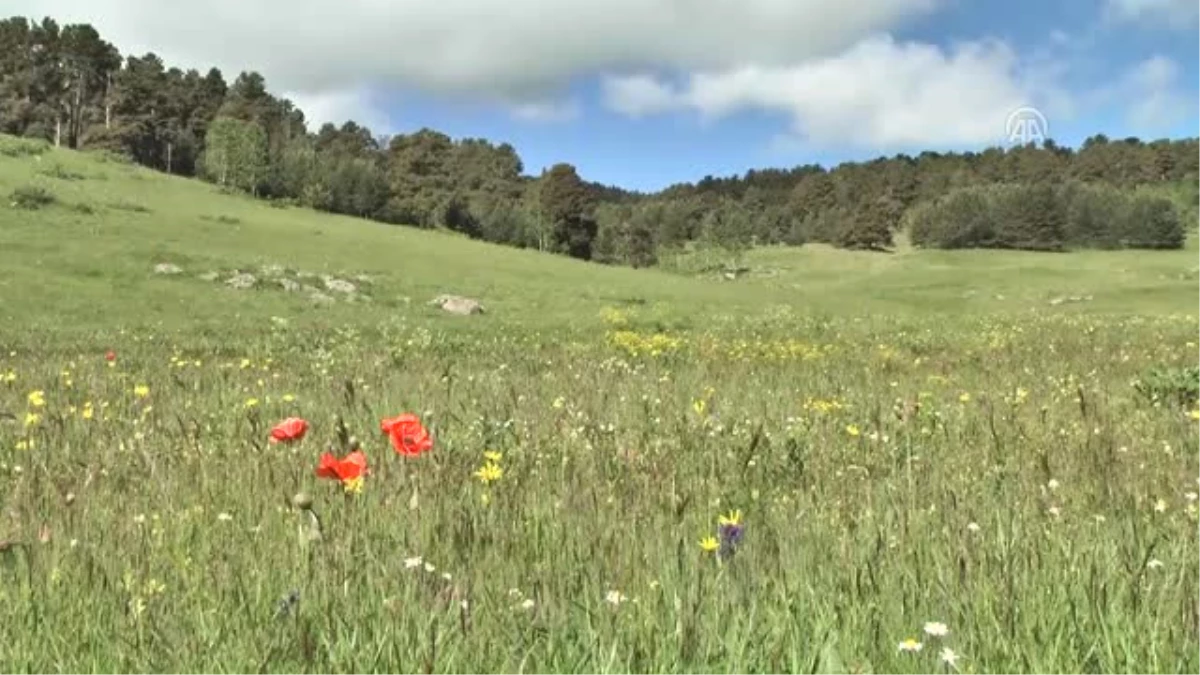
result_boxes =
[430,294,485,315]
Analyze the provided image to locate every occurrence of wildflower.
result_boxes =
[845,424,861,437]
[423,562,436,573]
[27,390,45,408]
[519,598,535,611]
[23,411,40,427]
[282,394,296,403]
[717,510,745,560]
[2,370,16,383]
[604,590,627,606]
[342,476,365,495]
[133,384,150,399]
[404,556,423,569]
[314,449,368,490]
[1047,506,1061,518]
[244,398,260,409]
[81,402,94,420]
[699,535,719,553]
[240,358,251,369]
[1146,558,1164,570]
[958,392,971,403]
[1190,409,1200,421]
[105,350,116,363]
[966,522,981,533]
[1153,498,1167,513]
[474,462,503,484]
[940,647,960,668]
[380,413,433,456]
[269,417,309,444]
[923,621,949,637]
[1047,479,1060,491]
[217,512,233,522]
[483,450,503,463]
[898,638,923,653]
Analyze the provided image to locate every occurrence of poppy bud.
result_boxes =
[347,435,360,451]
[65,492,76,506]
[292,492,313,511]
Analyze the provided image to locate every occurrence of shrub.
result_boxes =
[9,185,56,210]
[108,199,151,213]
[0,137,50,158]
[908,187,998,249]
[39,163,87,181]
[1134,365,1199,407]
[1115,192,1185,249]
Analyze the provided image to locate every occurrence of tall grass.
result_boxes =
[0,308,1195,672]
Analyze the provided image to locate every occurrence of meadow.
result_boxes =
[0,135,1197,673]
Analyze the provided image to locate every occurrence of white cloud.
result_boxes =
[601,35,1062,150]
[601,74,681,118]
[1096,56,1192,133]
[284,87,393,133]
[1103,0,1199,26]
[11,0,940,102]
[507,99,580,123]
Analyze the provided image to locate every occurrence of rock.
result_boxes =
[198,271,220,282]
[153,263,183,275]
[260,264,285,277]
[308,291,335,304]
[1048,297,1065,306]
[353,274,373,283]
[279,278,300,292]
[430,294,484,315]
[226,272,257,290]
[323,277,357,294]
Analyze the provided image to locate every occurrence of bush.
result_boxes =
[1116,192,1185,249]
[0,137,50,158]
[9,185,56,209]
[39,163,87,181]
[908,181,1184,251]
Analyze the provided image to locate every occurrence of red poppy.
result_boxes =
[315,449,368,483]
[104,350,116,362]
[380,413,433,456]
[269,417,309,444]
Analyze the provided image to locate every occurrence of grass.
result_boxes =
[0,134,1197,672]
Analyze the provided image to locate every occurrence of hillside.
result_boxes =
[1,134,1196,345]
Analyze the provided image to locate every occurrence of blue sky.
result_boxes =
[18,0,1200,191]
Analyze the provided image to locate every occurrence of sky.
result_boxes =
[11,0,1200,191]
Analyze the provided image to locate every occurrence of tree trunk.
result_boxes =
[54,116,62,147]
[166,141,173,174]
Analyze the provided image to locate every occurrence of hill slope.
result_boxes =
[0,135,1195,342]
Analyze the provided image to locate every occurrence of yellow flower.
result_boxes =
[133,384,150,399]
[699,536,719,553]
[244,398,260,409]
[846,424,861,437]
[1189,408,1199,421]
[474,462,504,484]
[282,394,296,403]
[959,392,971,403]
[343,476,365,495]
[27,390,45,408]
[81,402,94,420]
[2,370,15,383]
[23,411,40,427]
[483,450,503,463]
[240,358,251,369]
[692,399,707,416]
[718,509,742,526]
[898,638,923,653]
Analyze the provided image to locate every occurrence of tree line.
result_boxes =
[2,15,1197,268]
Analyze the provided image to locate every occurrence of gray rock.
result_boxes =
[226,272,258,290]
[154,263,183,275]
[323,277,357,294]
[429,294,485,315]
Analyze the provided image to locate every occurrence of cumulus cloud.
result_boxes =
[1095,56,1192,133]
[508,99,581,123]
[284,87,393,132]
[10,0,939,100]
[1103,0,1199,26]
[601,36,1059,150]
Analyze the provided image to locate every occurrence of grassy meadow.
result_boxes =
[0,135,1198,672]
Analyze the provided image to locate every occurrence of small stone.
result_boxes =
[153,263,183,275]
[324,278,357,294]
[226,272,257,290]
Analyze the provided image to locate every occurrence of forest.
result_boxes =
[2,16,1197,269]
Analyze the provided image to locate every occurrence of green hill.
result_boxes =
[1,134,1195,344]
[0,134,1197,672]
